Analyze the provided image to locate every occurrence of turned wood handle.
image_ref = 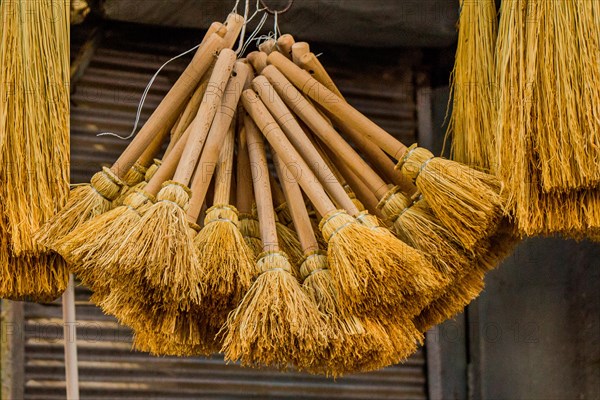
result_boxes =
[212,121,235,205]
[236,121,254,214]
[269,175,287,208]
[267,52,408,160]
[242,89,337,218]
[298,52,343,98]
[110,33,225,178]
[247,51,268,74]
[261,65,390,200]
[276,34,295,59]
[186,61,252,220]
[167,71,211,156]
[258,39,277,55]
[296,55,415,193]
[273,152,319,253]
[136,129,168,168]
[144,122,193,196]
[323,142,387,220]
[252,75,359,215]
[223,13,245,48]
[291,42,310,65]
[245,112,279,252]
[173,48,237,184]
[205,22,228,43]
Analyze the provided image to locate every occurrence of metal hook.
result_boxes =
[259,0,294,15]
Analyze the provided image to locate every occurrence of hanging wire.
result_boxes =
[98,43,202,139]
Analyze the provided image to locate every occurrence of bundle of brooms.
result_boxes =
[0,0,70,301]
[448,0,600,238]
[38,17,517,375]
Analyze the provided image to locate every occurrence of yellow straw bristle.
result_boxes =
[238,213,263,257]
[222,252,328,369]
[445,0,498,170]
[55,190,155,296]
[320,210,447,318]
[34,168,125,250]
[399,146,504,249]
[195,205,258,323]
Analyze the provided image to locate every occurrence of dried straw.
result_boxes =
[445,0,498,170]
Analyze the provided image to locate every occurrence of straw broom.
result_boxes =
[99,57,248,355]
[273,153,418,376]
[191,81,258,349]
[242,88,444,320]
[236,123,263,257]
[444,0,498,170]
[0,0,70,300]
[221,112,327,369]
[34,23,231,250]
[133,60,252,356]
[268,53,504,250]
[54,123,195,299]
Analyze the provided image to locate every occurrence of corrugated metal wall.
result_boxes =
[20,22,426,399]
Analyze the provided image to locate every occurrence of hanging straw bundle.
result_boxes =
[0,0,70,300]
[444,0,498,170]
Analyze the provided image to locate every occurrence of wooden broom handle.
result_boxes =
[259,39,277,55]
[276,34,295,59]
[173,49,237,184]
[291,42,310,65]
[236,123,254,214]
[187,62,252,220]
[167,74,210,155]
[261,65,390,199]
[273,152,319,253]
[252,76,359,215]
[212,121,235,205]
[296,55,415,193]
[267,52,409,160]
[269,175,287,208]
[298,52,343,98]
[242,89,337,218]
[144,121,193,196]
[223,13,245,48]
[247,51,268,74]
[245,110,279,252]
[110,33,225,177]
[323,142,386,220]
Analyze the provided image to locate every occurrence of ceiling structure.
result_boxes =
[100,0,459,47]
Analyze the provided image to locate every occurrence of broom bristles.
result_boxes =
[320,210,447,318]
[445,0,498,170]
[115,182,202,306]
[195,205,258,318]
[55,190,155,295]
[34,168,124,250]
[0,253,68,302]
[238,214,263,257]
[298,252,404,377]
[399,146,504,249]
[276,221,303,278]
[222,251,328,369]
[394,199,471,278]
[415,269,486,333]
